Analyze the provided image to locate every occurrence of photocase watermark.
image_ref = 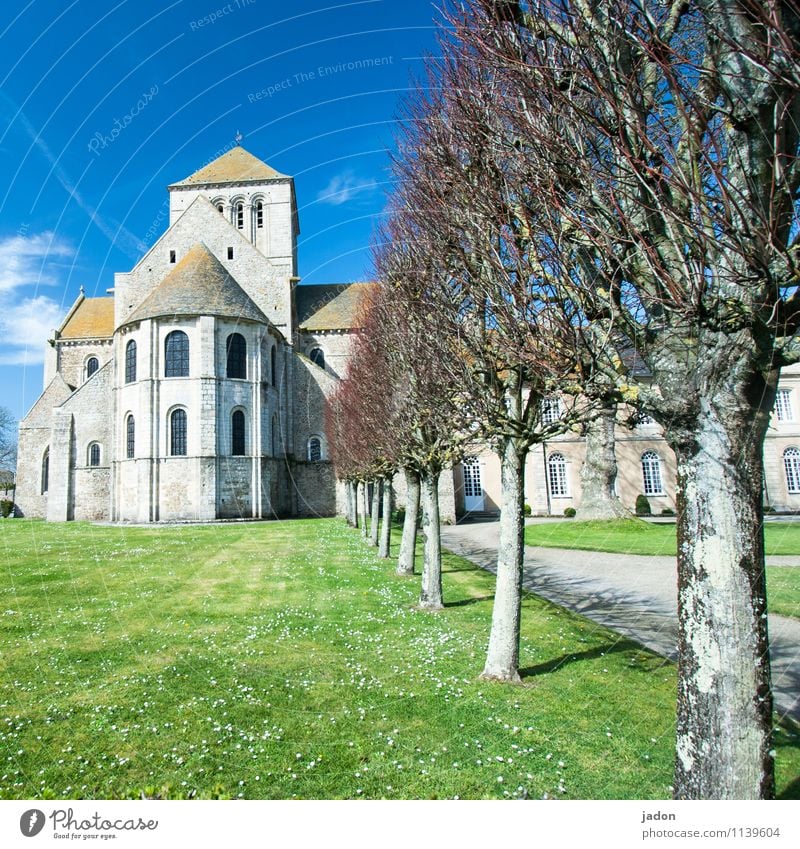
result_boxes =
[87,85,159,156]
[19,809,45,837]
[189,0,256,31]
[248,55,394,102]
[18,807,159,838]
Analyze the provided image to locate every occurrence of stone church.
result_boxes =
[15,146,372,522]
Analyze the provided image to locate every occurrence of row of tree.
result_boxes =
[328,0,799,800]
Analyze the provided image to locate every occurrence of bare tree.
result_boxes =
[456,0,800,797]
[0,407,16,471]
[387,40,596,679]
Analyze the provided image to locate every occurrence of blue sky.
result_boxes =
[0,0,442,422]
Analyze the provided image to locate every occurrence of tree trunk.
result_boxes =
[481,437,526,682]
[350,480,358,527]
[378,477,393,558]
[370,480,381,547]
[397,468,420,575]
[579,400,629,519]
[670,398,774,799]
[359,481,368,539]
[419,469,443,610]
[345,480,355,526]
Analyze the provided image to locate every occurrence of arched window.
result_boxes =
[256,201,264,229]
[272,414,279,457]
[86,357,99,379]
[308,436,322,462]
[310,348,325,369]
[170,409,187,456]
[641,451,664,496]
[217,204,224,214]
[88,443,101,467]
[784,448,800,494]
[547,452,568,497]
[270,345,277,386]
[231,410,246,456]
[41,448,49,494]
[125,340,137,383]
[165,330,189,377]
[126,415,135,459]
[226,333,246,379]
[235,202,244,229]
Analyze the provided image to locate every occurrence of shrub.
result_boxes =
[523,503,532,516]
[563,506,576,518]
[763,505,776,514]
[635,495,652,516]
[660,507,675,516]
[0,500,13,518]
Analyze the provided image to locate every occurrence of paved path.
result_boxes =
[440,519,800,721]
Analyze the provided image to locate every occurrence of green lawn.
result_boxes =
[1,518,797,800]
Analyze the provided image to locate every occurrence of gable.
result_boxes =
[20,373,74,428]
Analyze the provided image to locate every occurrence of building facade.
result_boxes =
[453,364,800,517]
[15,147,373,522]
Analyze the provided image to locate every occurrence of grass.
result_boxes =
[524,519,800,620]
[0,518,797,800]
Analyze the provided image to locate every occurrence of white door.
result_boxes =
[463,457,485,511]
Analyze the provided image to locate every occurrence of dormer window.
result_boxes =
[236,202,244,229]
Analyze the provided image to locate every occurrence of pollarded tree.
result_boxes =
[363,254,473,607]
[388,38,601,680]
[0,407,16,470]
[459,0,800,798]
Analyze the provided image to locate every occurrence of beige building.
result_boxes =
[453,364,800,516]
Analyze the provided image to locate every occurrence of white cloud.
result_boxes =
[0,294,65,365]
[0,232,73,293]
[316,171,377,206]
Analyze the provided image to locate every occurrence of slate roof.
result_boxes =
[125,243,268,326]
[59,297,115,340]
[170,146,287,187]
[296,283,378,331]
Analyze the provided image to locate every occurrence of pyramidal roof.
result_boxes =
[125,243,268,326]
[170,146,288,187]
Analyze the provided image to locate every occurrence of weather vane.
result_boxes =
[235,130,243,145]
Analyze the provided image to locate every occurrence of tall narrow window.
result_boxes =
[170,409,187,456]
[165,330,189,377]
[217,203,224,214]
[226,333,246,379]
[231,410,246,456]
[641,451,664,496]
[86,357,99,379]
[541,397,561,425]
[236,202,244,229]
[41,448,49,494]
[272,414,279,456]
[775,389,794,422]
[270,345,277,386]
[89,443,101,467]
[256,201,263,228]
[126,415,135,459]
[784,448,800,494]
[310,348,325,369]
[308,437,322,462]
[125,340,137,383]
[169,250,176,263]
[547,452,568,497]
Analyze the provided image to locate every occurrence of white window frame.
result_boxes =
[641,451,665,496]
[775,389,794,422]
[784,447,800,494]
[541,397,562,426]
[547,452,570,497]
